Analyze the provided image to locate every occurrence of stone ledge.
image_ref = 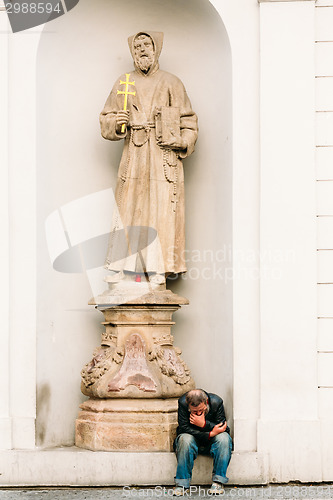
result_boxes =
[0,448,269,486]
[258,0,313,2]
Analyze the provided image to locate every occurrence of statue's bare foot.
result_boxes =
[149,273,166,285]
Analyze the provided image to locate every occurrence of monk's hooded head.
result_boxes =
[128,31,164,76]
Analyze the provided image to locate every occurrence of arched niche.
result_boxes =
[36,0,232,447]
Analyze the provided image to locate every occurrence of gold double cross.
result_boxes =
[117,73,136,133]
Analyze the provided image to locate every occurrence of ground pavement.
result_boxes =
[1,484,333,500]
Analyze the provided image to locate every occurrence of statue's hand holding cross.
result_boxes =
[115,110,130,135]
[116,73,136,134]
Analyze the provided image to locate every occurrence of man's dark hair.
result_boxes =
[186,389,208,407]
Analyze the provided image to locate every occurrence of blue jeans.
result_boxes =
[174,432,233,489]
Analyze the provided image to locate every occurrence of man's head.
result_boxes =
[133,33,155,74]
[186,389,209,416]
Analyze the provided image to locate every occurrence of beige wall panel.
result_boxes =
[316,77,333,111]
[316,112,333,146]
[318,318,333,351]
[318,352,333,386]
[257,421,321,483]
[316,6,333,41]
[320,420,333,481]
[317,216,333,248]
[318,283,333,317]
[7,22,42,449]
[319,388,333,417]
[317,181,333,214]
[0,8,11,450]
[318,250,333,282]
[316,42,333,76]
[316,146,333,179]
[316,0,333,6]
[260,1,318,427]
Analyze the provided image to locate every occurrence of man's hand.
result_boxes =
[189,412,206,428]
[116,110,130,134]
[209,421,227,438]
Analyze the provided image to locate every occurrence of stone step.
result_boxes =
[0,448,268,486]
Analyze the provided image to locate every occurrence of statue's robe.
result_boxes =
[100,33,198,275]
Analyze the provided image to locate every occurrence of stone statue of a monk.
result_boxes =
[100,31,198,285]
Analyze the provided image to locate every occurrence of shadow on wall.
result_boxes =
[36,383,51,445]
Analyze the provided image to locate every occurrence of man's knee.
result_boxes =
[212,432,232,449]
[176,433,197,452]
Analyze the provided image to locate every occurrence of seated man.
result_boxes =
[173,389,232,496]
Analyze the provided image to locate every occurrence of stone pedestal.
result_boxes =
[80,289,194,399]
[75,286,195,451]
[75,398,178,451]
